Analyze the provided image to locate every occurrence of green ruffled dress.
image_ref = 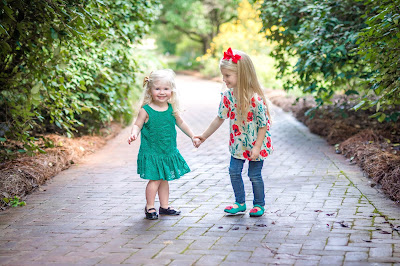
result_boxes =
[137,104,190,181]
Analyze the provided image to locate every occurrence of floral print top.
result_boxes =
[218,89,273,161]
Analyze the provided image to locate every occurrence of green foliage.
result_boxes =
[355,0,400,122]
[0,0,161,160]
[2,196,26,207]
[259,0,368,109]
[258,0,400,121]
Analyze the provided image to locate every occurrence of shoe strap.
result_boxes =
[252,204,264,211]
[147,207,156,211]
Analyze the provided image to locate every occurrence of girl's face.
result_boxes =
[221,68,238,89]
[150,80,172,105]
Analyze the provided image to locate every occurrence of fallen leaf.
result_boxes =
[232,227,239,230]
[314,210,323,212]
[337,221,348,227]
[255,224,267,227]
[380,231,391,234]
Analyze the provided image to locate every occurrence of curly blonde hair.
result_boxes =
[220,49,272,124]
[141,69,181,116]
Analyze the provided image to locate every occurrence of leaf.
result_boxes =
[3,6,16,22]
[0,24,9,36]
[50,28,58,39]
[353,100,366,111]
[378,113,386,123]
[345,90,359,96]
[31,82,42,95]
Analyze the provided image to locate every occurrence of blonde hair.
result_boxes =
[220,49,272,124]
[141,69,181,116]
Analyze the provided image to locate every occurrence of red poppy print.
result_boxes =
[232,124,241,136]
[223,96,230,108]
[230,133,234,145]
[230,111,235,120]
[243,150,251,160]
[258,96,262,101]
[251,97,256,107]
[252,141,256,146]
[267,142,272,148]
[267,137,271,143]
[247,112,253,122]
[260,149,268,157]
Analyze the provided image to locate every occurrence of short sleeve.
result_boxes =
[217,91,231,119]
[254,95,269,128]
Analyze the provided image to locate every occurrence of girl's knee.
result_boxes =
[248,168,263,183]
[229,166,241,177]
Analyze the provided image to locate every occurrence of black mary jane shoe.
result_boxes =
[145,207,158,220]
[159,206,181,215]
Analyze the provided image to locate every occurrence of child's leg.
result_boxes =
[158,180,169,209]
[248,160,265,208]
[229,156,246,205]
[146,180,161,212]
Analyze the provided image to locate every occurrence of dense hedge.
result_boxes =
[258,0,400,122]
[0,0,160,160]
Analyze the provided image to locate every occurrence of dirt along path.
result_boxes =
[1,74,400,265]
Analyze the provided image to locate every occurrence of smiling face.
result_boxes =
[150,80,172,105]
[221,68,238,89]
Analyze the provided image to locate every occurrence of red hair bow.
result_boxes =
[223,48,241,63]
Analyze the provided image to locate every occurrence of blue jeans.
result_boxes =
[229,156,265,206]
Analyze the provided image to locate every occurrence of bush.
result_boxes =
[258,0,400,121]
[355,0,400,122]
[0,0,161,161]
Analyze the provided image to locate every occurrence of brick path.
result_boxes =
[1,74,400,265]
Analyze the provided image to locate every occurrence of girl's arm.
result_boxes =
[195,116,225,144]
[249,125,268,160]
[128,108,148,144]
[175,115,201,147]
[175,115,195,139]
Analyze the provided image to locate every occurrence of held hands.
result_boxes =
[192,135,205,148]
[192,136,202,148]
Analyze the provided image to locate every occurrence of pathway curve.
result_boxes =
[1,74,400,265]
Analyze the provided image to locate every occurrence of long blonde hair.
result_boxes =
[141,69,181,116]
[220,49,272,123]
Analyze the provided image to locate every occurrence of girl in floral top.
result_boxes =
[195,48,273,217]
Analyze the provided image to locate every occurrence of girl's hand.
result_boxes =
[128,133,138,145]
[249,146,261,161]
[192,137,202,148]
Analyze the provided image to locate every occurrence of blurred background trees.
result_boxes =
[1,0,399,161]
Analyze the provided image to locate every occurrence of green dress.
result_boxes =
[137,104,190,181]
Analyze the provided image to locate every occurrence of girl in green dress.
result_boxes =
[128,69,200,220]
